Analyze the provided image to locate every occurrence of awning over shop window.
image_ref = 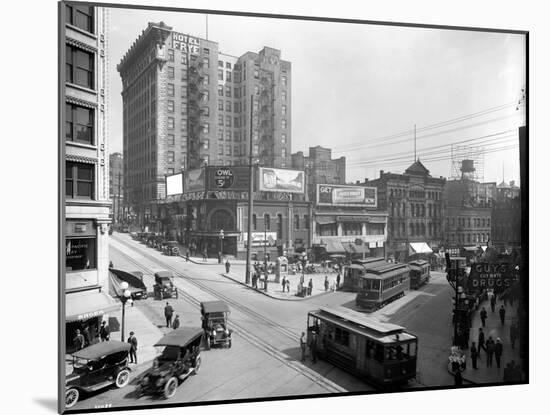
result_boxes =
[323,239,346,253]
[66,291,119,323]
[337,216,369,223]
[316,216,337,225]
[409,242,433,254]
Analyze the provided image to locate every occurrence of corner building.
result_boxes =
[117,22,292,226]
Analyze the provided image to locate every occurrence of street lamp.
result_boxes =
[119,282,132,342]
[218,229,224,263]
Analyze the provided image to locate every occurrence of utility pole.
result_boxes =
[117,171,122,225]
[245,95,254,284]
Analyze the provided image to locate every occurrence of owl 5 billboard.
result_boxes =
[317,184,377,207]
[259,167,304,193]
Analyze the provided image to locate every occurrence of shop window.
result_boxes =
[265,214,271,231]
[66,45,94,89]
[294,214,300,230]
[66,162,94,199]
[66,103,94,145]
[66,237,96,271]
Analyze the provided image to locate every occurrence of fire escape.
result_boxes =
[258,72,274,166]
[187,56,208,169]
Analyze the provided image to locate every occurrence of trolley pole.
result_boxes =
[244,95,254,285]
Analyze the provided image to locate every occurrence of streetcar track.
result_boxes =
[111,238,347,393]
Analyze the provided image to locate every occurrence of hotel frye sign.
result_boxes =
[171,32,200,54]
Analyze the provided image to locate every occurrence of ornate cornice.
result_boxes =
[66,154,97,164]
[66,95,98,109]
[66,37,98,54]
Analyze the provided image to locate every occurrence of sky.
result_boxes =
[106,6,526,185]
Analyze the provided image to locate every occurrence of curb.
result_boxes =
[219,272,334,302]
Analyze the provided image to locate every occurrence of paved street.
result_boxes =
[67,232,515,410]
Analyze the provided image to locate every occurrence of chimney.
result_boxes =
[364,178,369,182]
[356,180,360,185]
[380,170,384,177]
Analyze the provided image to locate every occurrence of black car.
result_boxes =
[137,328,203,399]
[65,341,132,409]
[154,271,178,299]
[200,301,232,349]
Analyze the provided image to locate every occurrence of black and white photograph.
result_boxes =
[57,1,531,413]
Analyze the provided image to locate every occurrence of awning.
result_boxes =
[323,239,346,253]
[66,291,119,323]
[315,216,337,225]
[369,216,387,224]
[409,242,433,254]
[337,215,368,223]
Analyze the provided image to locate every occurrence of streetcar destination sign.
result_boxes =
[467,262,516,291]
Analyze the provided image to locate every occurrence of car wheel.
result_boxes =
[65,388,79,409]
[193,357,201,374]
[164,377,178,399]
[115,369,130,388]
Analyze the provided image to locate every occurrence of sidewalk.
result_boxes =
[221,263,341,301]
[457,296,521,384]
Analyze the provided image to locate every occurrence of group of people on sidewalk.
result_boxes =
[164,301,181,329]
[300,331,318,364]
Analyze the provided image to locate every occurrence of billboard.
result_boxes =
[317,184,377,207]
[165,173,183,196]
[243,232,278,247]
[184,168,205,193]
[206,166,250,191]
[259,167,304,193]
[467,262,517,292]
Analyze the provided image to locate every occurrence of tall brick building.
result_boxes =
[117,22,292,224]
[109,152,123,223]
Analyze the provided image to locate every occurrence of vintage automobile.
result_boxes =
[109,268,149,300]
[136,328,203,399]
[65,341,132,409]
[163,241,180,256]
[154,271,178,299]
[200,301,232,349]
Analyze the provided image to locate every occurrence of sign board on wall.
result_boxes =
[205,166,250,191]
[243,232,278,247]
[467,262,517,292]
[171,32,200,55]
[258,167,304,194]
[165,173,184,196]
[317,184,377,208]
[184,169,205,193]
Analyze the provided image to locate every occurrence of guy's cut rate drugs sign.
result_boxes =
[467,262,517,292]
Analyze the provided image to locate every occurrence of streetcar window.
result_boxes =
[334,327,350,347]
[407,341,417,357]
[374,344,384,362]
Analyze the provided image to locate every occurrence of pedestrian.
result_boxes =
[331,278,337,292]
[324,275,329,291]
[494,338,503,368]
[82,325,92,347]
[286,277,290,293]
[186,250,190,262]
[203,249,208,262]
[510,322,518,349]
[281,276,286,293]
[480,307,488,327]
[127,331,138,364]
[100,321,110,342]
[336,273,341,290]
[308,278,313,296]
[225,259,231,274]
[477,328,486,354]
[499,305,506,325]
[109,260,114,268]
[470,342,478,369]
[309,331,318,363]
[264,272,269,291]
[172,314,181,330]
[300,332,307,362]
[486,336,495,368]
[454,370,463,386]
[490,293,496,313]
[164,302,174,328]
[73,329,85,350]
[218,251,222,264]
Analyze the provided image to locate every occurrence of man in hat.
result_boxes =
[100,321,110,342]
[73,329,85,350]
[300,332,307,362]
[494,338,503,368]
[309,331,318,363]
[127,331,138,364]
[164,302,174,328]
[172,314,181,330]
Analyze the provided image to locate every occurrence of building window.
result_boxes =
[366,223,385,235]
[254,85,259,95]
[202,106,210,117]
[202,123,210,134]
[226,130,231,140]
[167,151,175,163]
[167,100,174,113]
[281,75,287,86]
[66,162,94,199]
[265,214,271,231]
[282,90,287,100]
[304,215,310,229]
[294,214,300,230]
[202,155,209,165]
[343,223,362,236]
[168,49,174,62]
[226,62,232,69]
[234,145,239,156]
[168,134,175,145]
[225,86,232,97]
[281,148,287,158]
[168,117,175,129]
[218,115,223,126]
[226,101,232,112]
[180,85,187,97]
[281,133,286,144]
[202,90,209,102]
[226,71,232,82]
[66,103,94,145]
[281,119,287,129]
[254,69,259,79]
[218,60,223,67]
[218,69,224,80]
[167,83,174,96]
[168,66,174,79]
[181,54,187,64]
[202,57,210,68]
[226,116,232,127]
[253,144,259,155]
[218,129,224,140]
[203,139,210,150]
[218,99,223,110]
[66,5,94,33]
[218,85,224,96]
[226,145,232,156]
[203,48,210,55]
[282,105,287,115]
[66,46,94,89]
[202,74,209,85]
[218,144,224,155]
[66,236,96,271]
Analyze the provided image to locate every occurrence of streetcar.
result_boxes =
[342,257,386,291]
[355,262,410,310]
[306,307,417,387]
[408,259,430,290]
